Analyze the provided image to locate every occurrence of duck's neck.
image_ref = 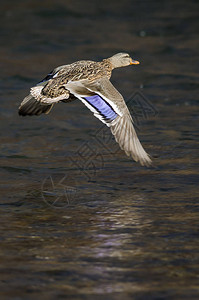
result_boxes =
[102,58,115,71]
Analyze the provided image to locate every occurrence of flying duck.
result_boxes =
[18,53,152,166]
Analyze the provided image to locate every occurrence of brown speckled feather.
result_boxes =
[42,59,112,98]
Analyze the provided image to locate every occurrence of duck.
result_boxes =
[18,53,152,166]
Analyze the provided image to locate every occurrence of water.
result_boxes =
[0,0,199,299]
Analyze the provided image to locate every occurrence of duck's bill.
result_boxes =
[130,59,140,65]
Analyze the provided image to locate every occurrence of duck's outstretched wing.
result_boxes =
[65,77,152,166]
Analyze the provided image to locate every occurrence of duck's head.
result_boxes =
[108,52,140,69]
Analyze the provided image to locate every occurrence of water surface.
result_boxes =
[0,0,199,299]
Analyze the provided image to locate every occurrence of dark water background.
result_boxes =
[0,0,199,299]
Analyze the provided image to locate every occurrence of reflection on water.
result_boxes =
[0,0,199,299]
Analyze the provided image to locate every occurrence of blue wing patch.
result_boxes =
[84,95,118,122]
[38,70,58,84]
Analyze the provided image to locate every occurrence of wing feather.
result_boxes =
[18,93,54,116]
[65,78,152,166]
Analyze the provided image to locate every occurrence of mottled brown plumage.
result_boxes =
[41,59,112,98]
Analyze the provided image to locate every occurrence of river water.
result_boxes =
[0,0,199,299]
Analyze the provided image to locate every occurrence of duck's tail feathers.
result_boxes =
[18,94,53,116]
